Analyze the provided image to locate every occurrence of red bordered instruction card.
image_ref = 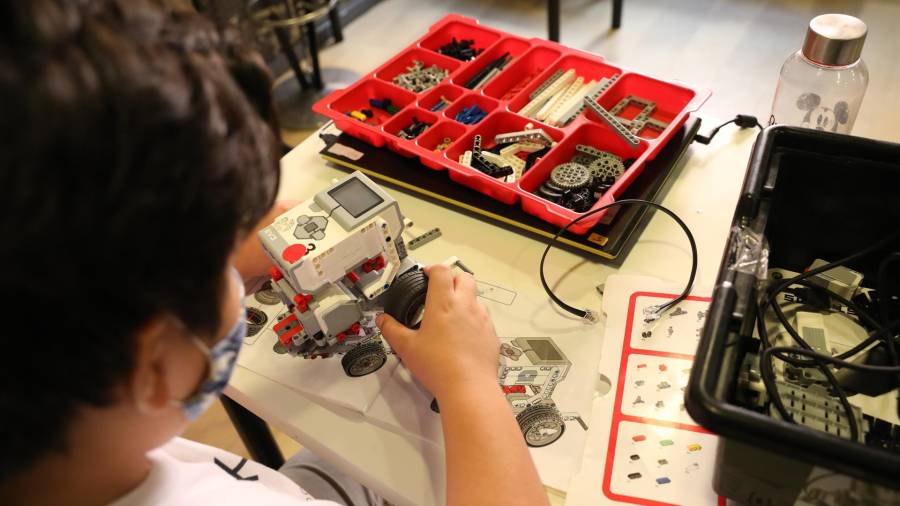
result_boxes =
[566,275,729,506]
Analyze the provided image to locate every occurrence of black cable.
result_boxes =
[876,252,900,417]
[539,198,697,321]
[284,463,356,506]
[756,297,861,441]
[693,114,763,145]
[756,231,900,438]
[764,345,900,374]
[766,231,900,299]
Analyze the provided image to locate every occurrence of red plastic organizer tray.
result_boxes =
[313,14,709,234]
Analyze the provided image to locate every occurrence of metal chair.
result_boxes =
[249,0,358,129]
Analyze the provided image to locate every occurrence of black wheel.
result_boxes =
[516,404,566,447]
[383,268,428,328]
[341,342,387,377]
[245,307,268,336]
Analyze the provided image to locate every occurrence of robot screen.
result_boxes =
[328,178,384,218]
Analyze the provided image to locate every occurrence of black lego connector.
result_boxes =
[694,114,763,145]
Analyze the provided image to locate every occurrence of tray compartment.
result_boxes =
[594,73,697,140]
[418,83,466,112]
[508,55,622,127]
[482,45,562,101]
[416,120,467,169]
[327,79,417,147]
[419,19,502,60]
[374,47,461,94]
[382,107,439,157]
[519,122,648,234]
[443,111,564,204]
[452,36,532,90]
[443,92,499,125]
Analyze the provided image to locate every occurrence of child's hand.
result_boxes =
[233,200,299,282]
[376,264,500,401]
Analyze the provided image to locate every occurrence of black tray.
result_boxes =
[687,126,900,496]
[317,117,700,261]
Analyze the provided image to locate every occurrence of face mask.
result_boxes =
[175,268,247,421]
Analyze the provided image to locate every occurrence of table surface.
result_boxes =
[225,122,759,506]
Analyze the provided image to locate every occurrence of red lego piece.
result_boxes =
[293,293,313,313]
[273,313,298,332]
[336,332,346,343]
[278,323,303,346]
[362,255,386,273]
[346,271,360,283]
[282,244,308,263]
[270,266,283,281]
[502,385,527,394]
[350,323,361,334]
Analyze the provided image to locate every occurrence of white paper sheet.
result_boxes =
[364,288,604,492]
[566,274,726,506]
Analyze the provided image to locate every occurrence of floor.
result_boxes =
[185,0,900,503]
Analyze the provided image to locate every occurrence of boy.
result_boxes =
[0,1,549,505]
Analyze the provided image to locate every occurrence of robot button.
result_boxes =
[282,244,308,263]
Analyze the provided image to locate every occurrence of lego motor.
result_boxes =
[258,172,429,377]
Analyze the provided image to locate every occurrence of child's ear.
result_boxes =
[129,317,175,414]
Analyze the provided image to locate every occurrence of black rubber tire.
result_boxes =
[341,342,387,377]
[245,307,268,336]
[516,404,566,448]
[383,268,428,328]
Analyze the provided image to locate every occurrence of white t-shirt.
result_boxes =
[108,437,338,506]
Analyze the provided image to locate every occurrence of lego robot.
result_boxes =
[498,337,587,447]
[258,172,429,377]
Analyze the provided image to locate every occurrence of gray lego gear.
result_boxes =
[588,152,625,179]
[549,162,592,190]
[294,215,329,241]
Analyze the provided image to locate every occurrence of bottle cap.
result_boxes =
[802,14,867,66]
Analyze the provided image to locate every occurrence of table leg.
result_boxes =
[221,394,286,469]
[328,5,344,43]
[612,0,623,29]
[305,19,325,90]
[547,0,560,42]
[273,23,310,91]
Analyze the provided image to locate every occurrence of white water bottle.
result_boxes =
[770,14,868,134]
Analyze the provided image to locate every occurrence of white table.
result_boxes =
[224,122,758,506]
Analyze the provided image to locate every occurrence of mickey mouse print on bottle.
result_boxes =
[770,14,868,134]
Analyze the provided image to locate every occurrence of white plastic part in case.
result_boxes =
[565,275,729,506]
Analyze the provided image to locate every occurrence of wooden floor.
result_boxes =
[186,0,899,502]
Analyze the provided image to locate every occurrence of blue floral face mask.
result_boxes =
[175,269,247,421]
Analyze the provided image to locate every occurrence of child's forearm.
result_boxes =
[438,382,549,506]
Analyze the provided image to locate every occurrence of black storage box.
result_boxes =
[686,126,900,504]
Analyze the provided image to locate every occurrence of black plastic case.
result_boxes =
[685,126,900,501]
